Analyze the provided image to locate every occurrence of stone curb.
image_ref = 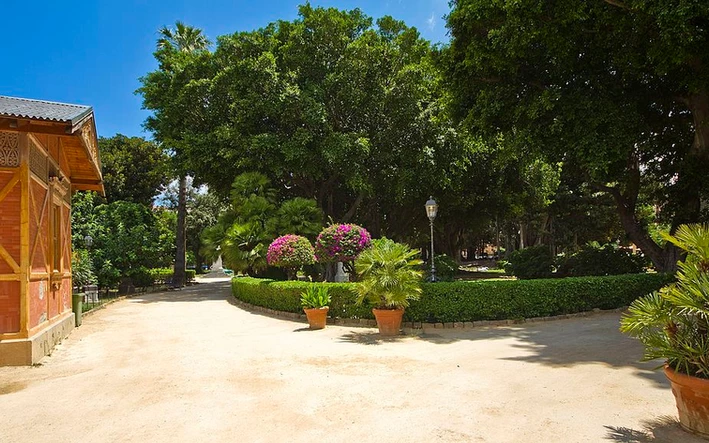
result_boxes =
[229,296,628,331]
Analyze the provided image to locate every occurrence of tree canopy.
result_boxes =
[99,134,170,205]
[445,0,709,270]
[144,5,471,244]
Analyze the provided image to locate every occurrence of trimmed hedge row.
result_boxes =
[232,278,371,319]
[232,273,674,323]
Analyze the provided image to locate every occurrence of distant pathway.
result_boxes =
[0,278,699,442]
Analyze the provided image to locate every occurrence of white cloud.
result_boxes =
[427,13,435,30]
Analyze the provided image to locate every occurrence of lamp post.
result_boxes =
[425,197,438,282]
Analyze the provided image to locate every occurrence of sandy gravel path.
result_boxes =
[0,278,701,442]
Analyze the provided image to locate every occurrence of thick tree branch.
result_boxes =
[341,191,366,223]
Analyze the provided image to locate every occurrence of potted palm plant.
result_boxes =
[301,286,330,329]
[621,224,709,437]
[354,238,423,336]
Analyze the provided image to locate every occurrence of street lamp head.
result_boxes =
[84,235,93,248]
[425,196,438,221]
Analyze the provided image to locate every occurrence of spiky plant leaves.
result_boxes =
[354,238,423,309]
[621,224,709,377]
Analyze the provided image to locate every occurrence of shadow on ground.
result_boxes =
[604,415,705,442]
[337,330,409,346]
[129,280,667,388]
[130,281,232,304]
[342,313,668,387]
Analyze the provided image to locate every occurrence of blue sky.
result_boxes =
[1,1,450,138]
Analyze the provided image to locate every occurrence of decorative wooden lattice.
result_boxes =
[0,132,20,168]
[80,123,99,168]
[30,138,48,182]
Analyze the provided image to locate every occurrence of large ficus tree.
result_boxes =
[169,5,468,236]
[445,0,709,271]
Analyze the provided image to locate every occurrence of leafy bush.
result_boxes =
[148,268,174,285]
[96,260,121,288]
[314,224,371,262]
[126,267,154,288]
[233,273,672,323]
[355,238,423,309]
[621,224,709,378]
[507,245,555,279]
[232,277,372,319]
[185,269,196,283]
[424,254,458,282]
[71,249,97,289]
[301,286,330,309]
[408,273,673,322]
[557,243,647,277]
[267,235,315,279]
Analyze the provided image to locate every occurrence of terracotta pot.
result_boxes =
[372,308,404,336]
[303,307,329,330]
[664,364,709,438]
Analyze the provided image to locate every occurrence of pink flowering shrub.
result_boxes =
[314,224,372,263]
[267,235,315,271]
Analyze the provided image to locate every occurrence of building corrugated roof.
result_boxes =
[0,95,93,126]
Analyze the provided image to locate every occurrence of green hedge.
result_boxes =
[232,273,674,323]
[232,278,372,319]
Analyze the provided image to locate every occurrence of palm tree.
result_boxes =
[155,22,210,287]
[157,21,210,54]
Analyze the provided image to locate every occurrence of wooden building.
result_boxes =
[0,96,103,365]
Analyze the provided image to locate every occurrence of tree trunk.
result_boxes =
[613,196,679,272]
[519,222,526,250]
[174,175,187,287]
[193,247,203,275]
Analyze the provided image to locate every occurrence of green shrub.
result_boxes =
[148,268,173,285]
[97,261,121,288]
[185,269,196,283]
[126,267,154,288]
[232,277,372,318]
[355,238,423,308]
[424,254,458,282]
[408,273,673,322]
[233,273,673,323]
[557,243,647,277]
[301,286,330,309]
[72,249,97,289]
[507,245,555,279]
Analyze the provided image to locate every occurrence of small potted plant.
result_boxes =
[301,286,330,329]
[354,238,423,336]
[620,224,709,437]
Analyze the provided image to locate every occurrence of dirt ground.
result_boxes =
[0,278,702,442]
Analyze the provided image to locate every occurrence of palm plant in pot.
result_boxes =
[301,286,330,330]
[354,238,423,336]
[620,224,709,437]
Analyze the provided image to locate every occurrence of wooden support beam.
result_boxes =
[0,118,73,136]
[19,134,30,337]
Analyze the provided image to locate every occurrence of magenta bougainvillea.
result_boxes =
[267,235,315,269]
[314,224,372,263]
